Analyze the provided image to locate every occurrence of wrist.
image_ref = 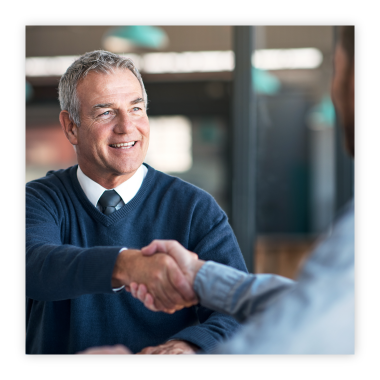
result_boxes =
[189,259,205,286]
[112,249,140,287]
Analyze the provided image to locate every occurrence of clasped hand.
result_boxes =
[80,241,204,355]
[129,240,204,313]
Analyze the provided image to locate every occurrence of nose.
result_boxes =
[113,111,135,134]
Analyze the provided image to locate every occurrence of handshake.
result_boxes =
[79,240,205,355]
[113,240,206,314]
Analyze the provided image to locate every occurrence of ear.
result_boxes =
[60,111,78,145]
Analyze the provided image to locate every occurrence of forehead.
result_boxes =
[76,68,142,104]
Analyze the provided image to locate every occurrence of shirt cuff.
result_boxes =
[194,260,247,311]
[112,247,128,293]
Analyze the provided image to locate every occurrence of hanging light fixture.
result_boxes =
[26,81,34,102]
[252,67,281,95]
[102,26,169,53]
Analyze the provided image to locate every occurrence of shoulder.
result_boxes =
[145,164,222,211]
[334,200,354,235]
[26,166,78,205]
[299,199,354,281]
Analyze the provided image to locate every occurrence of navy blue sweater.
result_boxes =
[26,164,247,354]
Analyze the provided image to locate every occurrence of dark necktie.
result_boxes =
[98,190,122,215]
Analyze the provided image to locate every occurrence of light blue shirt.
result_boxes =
[194,200,354,354]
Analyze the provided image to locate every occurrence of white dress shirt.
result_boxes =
[77,164,148,291]
[77,164,148,209]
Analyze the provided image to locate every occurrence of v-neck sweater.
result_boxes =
[26,164,247,354]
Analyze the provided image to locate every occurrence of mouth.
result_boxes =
[109,141,137,149]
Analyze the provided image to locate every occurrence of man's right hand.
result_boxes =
[129,241,205,312]
[112,249,197,313]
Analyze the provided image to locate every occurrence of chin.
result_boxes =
[117,165,141,176]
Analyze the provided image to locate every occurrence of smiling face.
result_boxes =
[64,68,150,188]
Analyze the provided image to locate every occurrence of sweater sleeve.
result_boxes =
[26,182,122,301]
[167,195,251,352]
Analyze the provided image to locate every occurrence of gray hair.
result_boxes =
[58,50,148,126]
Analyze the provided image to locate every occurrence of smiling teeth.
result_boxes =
[111,142,136,148]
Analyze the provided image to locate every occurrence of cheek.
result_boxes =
[140,119,150,139]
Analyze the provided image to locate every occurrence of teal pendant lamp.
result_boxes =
[252,67,281,95]
[103,26,169,52]
[26,81,34,102]
[308,95,336,127]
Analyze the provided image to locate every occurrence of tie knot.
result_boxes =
[98,190,122,215]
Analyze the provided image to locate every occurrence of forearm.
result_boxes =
[169,307,241,352]
[26,243,122,301]
[194,261,295,323]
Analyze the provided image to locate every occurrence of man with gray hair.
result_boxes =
[26,50,248,354]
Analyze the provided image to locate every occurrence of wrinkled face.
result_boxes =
[74,69,150,185]
[331,43,355,156]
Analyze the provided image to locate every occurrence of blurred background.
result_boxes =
[25,25,354,279]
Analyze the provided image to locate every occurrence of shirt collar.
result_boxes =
[77,164,148,208]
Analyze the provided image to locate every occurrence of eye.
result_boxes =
[97,110,113,118]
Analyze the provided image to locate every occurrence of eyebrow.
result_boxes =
[130,97,144,105]
[92,103,114,110]
[92,97,144,110]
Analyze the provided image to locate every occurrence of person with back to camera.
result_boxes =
[81,25,355,355]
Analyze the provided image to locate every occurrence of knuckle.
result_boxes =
[162,255,172,265]
[172,274,185,289]
[150,266,162,279]
[152,271,163,283]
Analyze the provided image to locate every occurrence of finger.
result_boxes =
[141,240,161,255]
[143,293,157,311]
[153,284,179,310]
[136,284,148,302]
[140,290,178,314]
[147,257,186,310]
[152,241,193,271]
[141,240,173,256]
[150,347,183,355]
[142,288,179,313]
[167,262,198,304]
[159,348,182,354]
[154,267,189,309]
[143,242,199,304]
[190,252,199,260]
[151,297,168,312]
[110,345,132,354]
[130,282,138,298]
[136,346,156,355]
[78,345,130,355]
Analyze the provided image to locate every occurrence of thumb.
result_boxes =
[141,240,173,256]
[141,241,160,256]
